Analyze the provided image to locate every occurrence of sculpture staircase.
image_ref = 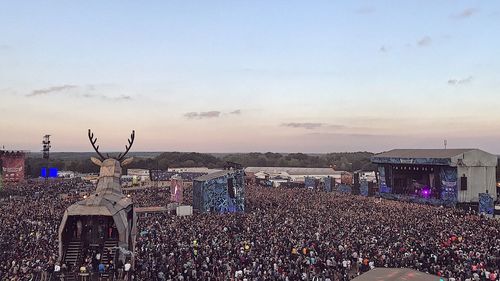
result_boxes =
[98,239,119,280]
[63,240,83,269]
[61,240,83,281]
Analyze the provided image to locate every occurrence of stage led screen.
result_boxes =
[41,167,47,178]
[49,168,58,178]
[41,167,59,178]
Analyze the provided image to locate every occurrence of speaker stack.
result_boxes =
[352,173,360,195]
[368,182,376,197]
[460,176,467,191]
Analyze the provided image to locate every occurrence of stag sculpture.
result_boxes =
[58,129,138,266]
[88,129,135,195]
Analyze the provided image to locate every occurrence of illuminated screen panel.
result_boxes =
[49,168,58,178]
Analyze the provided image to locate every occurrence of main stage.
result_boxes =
[372,149,497,206]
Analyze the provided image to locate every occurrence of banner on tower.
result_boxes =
[170,176,184,203]
[0,151,26,183]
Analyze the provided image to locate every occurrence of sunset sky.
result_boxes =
[1,1,499,153]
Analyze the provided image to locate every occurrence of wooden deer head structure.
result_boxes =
[88,129,135,194]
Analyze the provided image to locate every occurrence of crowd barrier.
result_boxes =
[378,192,456,207]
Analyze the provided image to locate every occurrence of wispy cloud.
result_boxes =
[0,44,10,50]
[379,46,388,53]
[281,123,347,130]
[417,36,432,47]
[448,76,473,85]
[282,123,324,130]
[112,95,132,101]
[83,93,132,101]
[26,85,77,97]
[355,7,375,14]
[184,111,221,119]
[326,124,346,130]
[184,109,242,119]
[235,67,339,77]
[200,111,220,118]
[304,132,393,138]
[452,8,478,19]
[184,112,199,119]
[26,84,132,101]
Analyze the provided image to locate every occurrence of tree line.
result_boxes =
[24,151,377,177]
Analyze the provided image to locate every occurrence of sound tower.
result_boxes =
[227,178,235,198]
[460,176,467,191]
[384,166,390,187]
[0,157,2,188]
[368,182,375,197]
[42,135,51,160]
[353,173,360,195]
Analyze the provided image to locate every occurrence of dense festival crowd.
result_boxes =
[1,179,499,280]
[135,186,500,281]
[0,179,92,280]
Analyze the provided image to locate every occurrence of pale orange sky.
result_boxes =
[1,1,500,153]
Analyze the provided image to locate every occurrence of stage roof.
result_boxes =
[170,167,222,174]
[352,268,445,281]
[372,149,498,167]
[194,170,232,181]
[374,149,473,159]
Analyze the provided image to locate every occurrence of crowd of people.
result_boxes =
[135,186,500,280]
[1,179,499,280]
[124,187,171,208]
[0,179,92,280]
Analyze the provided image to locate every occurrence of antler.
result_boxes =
[117,130,135,160]
[88,129,105,160]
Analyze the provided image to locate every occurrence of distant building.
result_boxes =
[357,171,376,183]
[245,167,341,182]
[150,167,223,182]
[127,169,150,185]
[127,169,150,178]
[193,170,245,213]
[170,167,222,174]
[58,170,76,178]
